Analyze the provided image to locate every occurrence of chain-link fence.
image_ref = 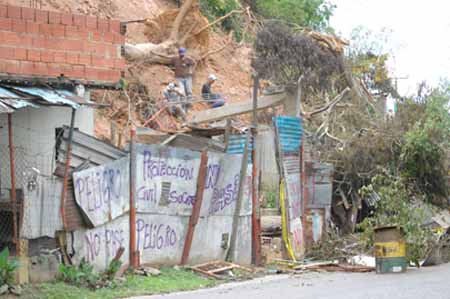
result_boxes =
[0,145,28,255]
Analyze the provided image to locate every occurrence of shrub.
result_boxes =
[199,0,244,41]
[358,174,434,266]
[0,248,19,286]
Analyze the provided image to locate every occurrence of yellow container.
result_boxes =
[374,226,407,273]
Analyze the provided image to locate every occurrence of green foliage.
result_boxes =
[346,27,398,97]
[0,248,19,286]
[358,174,434,265]
[59,257,124,290]
[104,259,122,281]
[199,0,244,40]
[256,0,335,31]
[261,184,278,208]
[23,268,215,299]
[399,83,450,202]
[58,259,100,289]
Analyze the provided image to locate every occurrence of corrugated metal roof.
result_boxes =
[273,116,303,153]
[227,133,253,163]
[9,86,82,108]
[57,126,127,169]
[0,85,104,113]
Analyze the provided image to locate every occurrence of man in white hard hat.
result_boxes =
[201,74,225,108]
[163,82,186,120]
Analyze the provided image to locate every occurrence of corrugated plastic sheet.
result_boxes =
[273,116,303,153]
[226,133,253,163]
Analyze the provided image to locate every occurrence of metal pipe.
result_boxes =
[60,108,76,230]
[251,147,262,266]
[181,150,208,265]
[129,126,138,269]
[8,113,18,247]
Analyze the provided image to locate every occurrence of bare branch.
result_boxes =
[194,9,244,37]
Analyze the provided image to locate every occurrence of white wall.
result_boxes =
[0,105,94,189]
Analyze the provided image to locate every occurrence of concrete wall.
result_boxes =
[0,105,94,189]
[68,144,253,271]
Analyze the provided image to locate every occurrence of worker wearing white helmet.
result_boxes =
[202,74,225,108]
[163,82,186,120]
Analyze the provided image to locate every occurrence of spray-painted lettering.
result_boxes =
[142,150,194,181]
[75,167,122,212]
[136,219,177,250]
[84,228,125,263]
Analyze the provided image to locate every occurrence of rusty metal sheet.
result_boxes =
[306,162,333,208]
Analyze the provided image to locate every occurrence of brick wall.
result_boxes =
[0,4,126,86]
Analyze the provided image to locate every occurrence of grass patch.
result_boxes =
[21,268,216,299]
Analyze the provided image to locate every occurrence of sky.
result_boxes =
[330,0,450,96]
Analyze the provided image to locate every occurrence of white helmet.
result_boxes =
[168,82,176,89]
[208,74,217,81]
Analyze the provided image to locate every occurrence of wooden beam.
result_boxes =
[189,93,286,124]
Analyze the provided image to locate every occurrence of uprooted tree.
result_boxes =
[253,22,450,261]
[124,0,245,63]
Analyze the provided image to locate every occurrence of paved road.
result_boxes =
[131,263,450,299]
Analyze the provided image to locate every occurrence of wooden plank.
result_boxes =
[189,93,286,124]
[180,150,208,265]
[209,265,236,274]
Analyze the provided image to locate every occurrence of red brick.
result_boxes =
[1,31,32,47]
[109,20,120,33]
[47,63,62,76]
[85,67,99,80]
[12,19,26,33]
[0,59,20,74]
[0,17,12,31]
[53,51,66,63]
[103,32,114,43]
[33,62,48,75]
[73,14,86,28]
[97,18,109,32]
[66,52,78,64]
[65,26,89,39]
[49,11,61,24]
[72,65,85,78]
[61,64,74,77]
[110,70,121,82]
[91,31,102,41]
[21,7,35,21]
[0,47,15,60]
[6,6,21,19]
[0,5,6,18]
[27,49,41,62]
[35,10,49,23]
[86,16,97,29]
[86,42,107,55]
[61,13,73,25]
[32,36,48,49]
[14,48,27,60]
[78,53,91,65]
[20,61,34,74]
[26,20,40,34]
[113,33,125,44]
[61,39,84,51]
[40,23,65,37]
[114,58,126,70]
[40,50,54,62]
[93,56,114,68]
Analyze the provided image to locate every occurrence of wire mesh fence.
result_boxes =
[0,145,29,254]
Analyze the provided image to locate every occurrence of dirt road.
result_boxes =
[130,263,450,299]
